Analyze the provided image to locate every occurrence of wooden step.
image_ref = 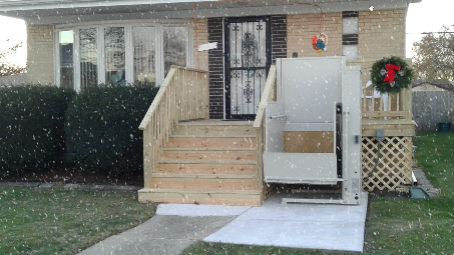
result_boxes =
[166,137,256,149]
[163,148,255,151]
[179,120,253,126]
[151,177,259,190]
[170,135,255,138]
[138,188,262,206]
[160,150,257,161]
[152,173,256,179]
[154,163,257,175]
[174,124,256,136]
[157,160,257,165]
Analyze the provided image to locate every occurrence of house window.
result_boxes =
[105,27,126,86]
[58,30,74,89]
[133,27,156,87]
[163,27,188,76]
[79,28,98,90]
[55,22,191,91]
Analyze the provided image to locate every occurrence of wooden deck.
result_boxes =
[349,59,415,192]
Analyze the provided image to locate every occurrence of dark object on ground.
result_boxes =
[410,186,431,199]
[437,122,452,132]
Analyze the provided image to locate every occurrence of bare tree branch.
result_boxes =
[413,25,454,81]
[0,41,25,77]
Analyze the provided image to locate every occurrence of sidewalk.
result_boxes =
[79,192,368,254]
[77,215,234,255]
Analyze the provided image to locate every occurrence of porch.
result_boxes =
[138,61,415,206]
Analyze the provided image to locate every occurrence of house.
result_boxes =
[413,84,448,92]
[412,80,454,91]
[0,0,421,205]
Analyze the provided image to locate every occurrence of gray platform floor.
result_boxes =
[204,192,369,252]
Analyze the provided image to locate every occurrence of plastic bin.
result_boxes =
[437,122,452,132]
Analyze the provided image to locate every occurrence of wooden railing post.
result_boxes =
[253,65,277,128]
[204,73,210,119]
[143,125,153,188]
[403,88,412,122]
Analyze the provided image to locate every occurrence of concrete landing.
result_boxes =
[204,192,368,252]
[156,203,251,217]
[77,215,233,255]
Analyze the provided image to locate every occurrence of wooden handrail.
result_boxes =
[139,65,209,188]
[139,66,208,130]
[139,68,176,130]
[253,65,277,128]
[252,65,276,194]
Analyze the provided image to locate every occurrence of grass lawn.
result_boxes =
[182,132,454,255]
[0,188,156,255]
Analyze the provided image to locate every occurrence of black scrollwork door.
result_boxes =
[225,17,271,119]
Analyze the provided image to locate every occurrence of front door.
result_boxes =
[225,17,271,120]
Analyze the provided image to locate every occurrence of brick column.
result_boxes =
[27,25,54,84]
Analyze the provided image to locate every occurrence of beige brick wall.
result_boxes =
[287,13,343,58]
[358,9,407,60]
[287,9,407,61]
[27,25,54,84]
[193,19,209,71]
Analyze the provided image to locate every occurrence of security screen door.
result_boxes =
[225,17,271,119]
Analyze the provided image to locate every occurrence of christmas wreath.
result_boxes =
[370,56,413,94]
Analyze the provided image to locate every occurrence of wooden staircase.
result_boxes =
[139,120,263,206]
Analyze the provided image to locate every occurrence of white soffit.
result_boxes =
[0,0,418,24]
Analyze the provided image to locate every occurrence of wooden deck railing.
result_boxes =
[253,65,277,128]
[253,65,277,196]
[347,59,413,123]
[139,66,209,188]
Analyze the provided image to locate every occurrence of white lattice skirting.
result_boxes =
[362,136,413,191]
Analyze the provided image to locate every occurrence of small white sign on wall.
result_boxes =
[198,42,218,52]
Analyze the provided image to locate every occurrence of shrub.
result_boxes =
[0,85,75,172]
[65,85,158,173]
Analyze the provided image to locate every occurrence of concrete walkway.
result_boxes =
[205,192,368,252]
[77,215,234,255]
[79,193,368,254]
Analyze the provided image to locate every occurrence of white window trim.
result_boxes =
[97,26,105,85]
[74,28,81,92]
[53,29,60,87]
[54,20,194,92]
[125,24,133,86]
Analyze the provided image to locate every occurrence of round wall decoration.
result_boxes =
[312,33,328,53]
[370,56,413,94]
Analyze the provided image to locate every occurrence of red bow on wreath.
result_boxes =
[383,64,401,84]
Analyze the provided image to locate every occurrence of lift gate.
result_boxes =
[263,57,362,205]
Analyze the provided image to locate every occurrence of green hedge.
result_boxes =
[65,86,158,173]
[0,85,75,171]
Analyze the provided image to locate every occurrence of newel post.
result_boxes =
[143,125,153,189]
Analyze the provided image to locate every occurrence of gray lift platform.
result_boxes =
[263,57,362,205]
